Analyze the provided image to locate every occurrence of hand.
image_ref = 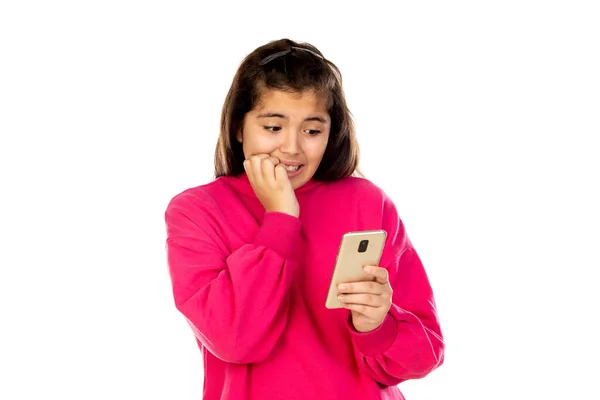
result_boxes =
[243,154,300,218]
[337,265,393,333]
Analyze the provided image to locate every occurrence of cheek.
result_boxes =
[304,136,329,161]
[242,130,277,155]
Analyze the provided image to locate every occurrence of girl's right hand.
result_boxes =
[243,154,300,218]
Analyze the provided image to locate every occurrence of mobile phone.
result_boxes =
[325,229,387,309]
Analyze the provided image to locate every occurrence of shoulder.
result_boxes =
[314,176,402,225]
[330,176,406,227]
[164,177,228,216]
[327,176,393,205]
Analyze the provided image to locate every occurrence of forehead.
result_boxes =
[251,89,329,115]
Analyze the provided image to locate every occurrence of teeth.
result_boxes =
[284,165,300,172]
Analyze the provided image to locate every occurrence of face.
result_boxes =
[237,89,331,190]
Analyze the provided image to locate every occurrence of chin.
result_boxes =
[290,166,315,190]
[291,174,309,190]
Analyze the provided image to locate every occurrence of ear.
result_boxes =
[236,129,243,143]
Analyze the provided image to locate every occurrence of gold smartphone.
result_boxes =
[325,229,387,309]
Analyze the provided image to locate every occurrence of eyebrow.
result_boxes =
[256,112,328,124]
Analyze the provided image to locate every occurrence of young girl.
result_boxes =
[164,38,444,400]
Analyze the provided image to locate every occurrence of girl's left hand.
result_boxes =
[337,265,393,333]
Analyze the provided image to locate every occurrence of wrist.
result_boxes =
[348,314,398,356]
[354,323,380,333]
[266,206,299,218]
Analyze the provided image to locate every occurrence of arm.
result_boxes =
[165,193,301,364]
[348,197,445,385]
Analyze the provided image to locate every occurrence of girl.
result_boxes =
[164,38,444,400]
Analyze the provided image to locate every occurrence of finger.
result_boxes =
[343,303,381,318]
[260,156,278,183]
[250,156,266,186]
[248,153,270,169]
[243,159,256,184]
[274,162,289,182]
[337,293,384,307]
[338,281,383,295]
[269,155,280,165]
[363,265,390,285]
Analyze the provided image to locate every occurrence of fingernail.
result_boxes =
[364,266,373,273]
[337,295,344,302]
[338,284,346,291]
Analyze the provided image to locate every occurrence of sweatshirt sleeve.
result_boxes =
[164,192,301,364]
[347,195,445,386]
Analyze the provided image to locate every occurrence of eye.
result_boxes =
[305,129,321,136]
[264,126,282,132]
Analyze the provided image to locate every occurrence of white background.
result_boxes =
[1,1,599,399]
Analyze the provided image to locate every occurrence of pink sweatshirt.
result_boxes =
[164,173,444,400]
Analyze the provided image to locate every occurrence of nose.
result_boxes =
[279,128,300,155]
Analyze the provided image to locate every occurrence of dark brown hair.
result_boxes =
[213,38,362,180]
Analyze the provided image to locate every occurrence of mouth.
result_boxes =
[282,164,302,172]
[281,163,304,176]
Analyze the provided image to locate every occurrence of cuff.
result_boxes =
[254,212,302,260]
[349,313,398,356]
